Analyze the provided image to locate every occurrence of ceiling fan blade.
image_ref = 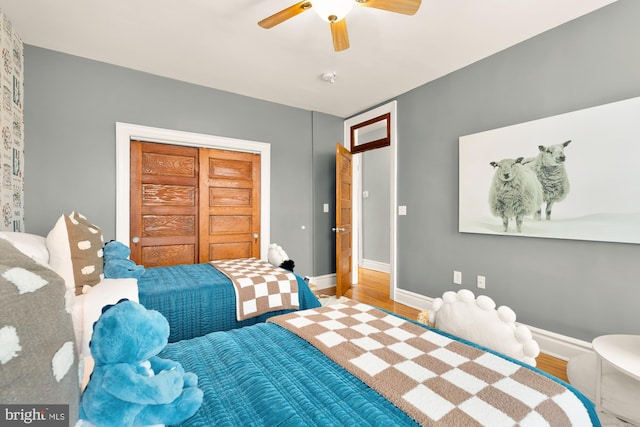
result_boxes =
[258,1,312,29]
[356,0,421,15]
[330,18,350,52]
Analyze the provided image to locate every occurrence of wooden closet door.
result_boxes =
[130,141,199,267]
[198,148,261,262]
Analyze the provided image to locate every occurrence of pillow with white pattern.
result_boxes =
[47,212,104,296]
[0,238,80,421]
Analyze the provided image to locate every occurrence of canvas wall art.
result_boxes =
[459,96,640,244]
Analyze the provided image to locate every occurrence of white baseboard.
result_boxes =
[528,325,592,361]
[361,259,391,273]
[307,277,592,362]
[309,273,336,290]
[394,287,432,312]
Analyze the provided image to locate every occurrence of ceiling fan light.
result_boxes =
[312,0,355,22]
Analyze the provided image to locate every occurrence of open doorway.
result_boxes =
[343,101,397,299]
[361,146,391,273]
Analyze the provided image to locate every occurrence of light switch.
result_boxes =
[323,203,329,213]
[363,191,370,198]
[398,206,407,216]
[453,271,462,285]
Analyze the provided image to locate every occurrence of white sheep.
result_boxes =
[489,157,543,233]
[523,140,571,220]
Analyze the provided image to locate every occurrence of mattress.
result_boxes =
[137,263,320,342]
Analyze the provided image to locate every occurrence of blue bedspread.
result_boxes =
[160,316,600,427]
[137,263,320,342]
[159,322,419,427]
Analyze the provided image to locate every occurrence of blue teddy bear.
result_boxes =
[80,300,203,427]
[103,241,145,279]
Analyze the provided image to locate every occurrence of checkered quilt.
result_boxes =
[211,258,299,321]
[268,300,596,427]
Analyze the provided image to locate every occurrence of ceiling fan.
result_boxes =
[258,0,422,52]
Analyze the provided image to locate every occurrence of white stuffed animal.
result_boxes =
[267,243,293,271]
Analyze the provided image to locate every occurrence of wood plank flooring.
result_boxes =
[331,267,569,382]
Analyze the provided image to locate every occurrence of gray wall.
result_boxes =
[21,0,640,342]
[311,113,342,275]
[391,0,640,341]
[362,147,390,263]
[23,46,341,277]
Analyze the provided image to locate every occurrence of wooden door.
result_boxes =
[198,148,261,261]
[130,141,199,267]
[335,143,353,297]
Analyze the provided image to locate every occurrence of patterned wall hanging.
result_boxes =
[0,9,23,231]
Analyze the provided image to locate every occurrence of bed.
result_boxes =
[0,231,601,426]
[137,261,321,342]
[159,300,601,427]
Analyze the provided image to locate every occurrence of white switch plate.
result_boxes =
[477,275,486,289]
[323,203,329,213]
[398,206,407,215]
[453,271,462,285]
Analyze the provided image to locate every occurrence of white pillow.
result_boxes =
[79,278,139,389]
[429,289,540,366]
[46,212,104,297]
[0,231,49,265]
[80,278,139,358]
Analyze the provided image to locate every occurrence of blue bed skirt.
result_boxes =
[159,322,419,427]
[137,263,320,342]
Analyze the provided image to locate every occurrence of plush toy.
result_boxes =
[103,240,145,279]
[416,310,435,328]
[79,300,203,427]
[267,243,295,272]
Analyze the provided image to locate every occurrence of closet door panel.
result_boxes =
[199,148,260,262]
[130,141,199,267]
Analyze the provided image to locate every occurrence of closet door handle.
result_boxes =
[132,236,140,244]
[332,227,345,232]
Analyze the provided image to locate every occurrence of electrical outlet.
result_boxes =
[477,275,486,289]
[453,271,462,285]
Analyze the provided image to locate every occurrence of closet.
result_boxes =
[129,141,260,267]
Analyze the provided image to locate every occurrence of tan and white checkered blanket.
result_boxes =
[268,300,595,427]
[211,258,299,321]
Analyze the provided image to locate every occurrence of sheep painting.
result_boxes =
[489,157,543,232]
[523,140,571,220]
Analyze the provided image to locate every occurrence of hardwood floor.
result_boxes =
[336,268,569,382]
[344,268,419,320]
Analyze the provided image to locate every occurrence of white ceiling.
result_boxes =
[0,0,617,118]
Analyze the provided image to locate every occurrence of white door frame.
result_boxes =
[115,122,271,258]
[343,101,398,299]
